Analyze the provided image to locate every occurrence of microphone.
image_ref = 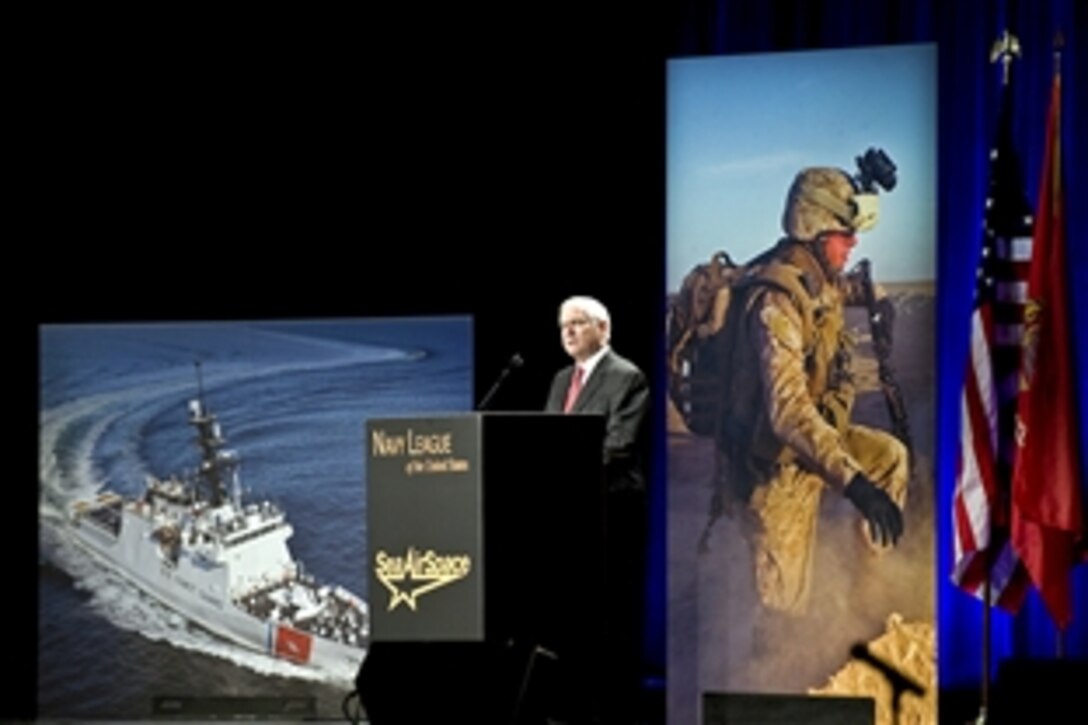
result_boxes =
[849,642,925,697]
[477,353,524,410]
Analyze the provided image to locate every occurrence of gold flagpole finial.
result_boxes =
[990,29,1022,86]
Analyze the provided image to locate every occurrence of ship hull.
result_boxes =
[68,509,365,681]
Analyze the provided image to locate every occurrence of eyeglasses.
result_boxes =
[559,317,593,331]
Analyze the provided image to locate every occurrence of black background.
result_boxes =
[30,5,665,408]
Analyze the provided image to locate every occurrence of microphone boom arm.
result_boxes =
[478,353,524,410]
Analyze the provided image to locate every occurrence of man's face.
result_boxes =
[821,230,858,272]
[559,305,606,363]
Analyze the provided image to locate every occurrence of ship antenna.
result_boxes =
[187,360,238,508]
[194,360,206,416]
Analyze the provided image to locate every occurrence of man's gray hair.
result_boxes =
[560,296,612,342]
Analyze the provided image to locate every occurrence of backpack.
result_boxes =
[666,251,744,436]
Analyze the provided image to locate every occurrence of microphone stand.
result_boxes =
[478,353,524,410]
[850,643,925,725]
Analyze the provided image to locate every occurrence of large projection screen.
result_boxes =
[38,317,472,720]
[666,44,936,725]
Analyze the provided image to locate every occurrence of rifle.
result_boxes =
[854,258,914,469]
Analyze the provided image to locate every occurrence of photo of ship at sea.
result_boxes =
[38,318,473,720]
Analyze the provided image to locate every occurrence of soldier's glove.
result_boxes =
[844,472,903,546]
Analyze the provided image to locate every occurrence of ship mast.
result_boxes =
[188,361,241,508]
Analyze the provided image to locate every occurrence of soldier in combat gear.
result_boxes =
[713,162,908,616]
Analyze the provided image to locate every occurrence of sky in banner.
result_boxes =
[667,43,936,290]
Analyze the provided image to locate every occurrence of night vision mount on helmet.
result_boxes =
[782,147,898,240]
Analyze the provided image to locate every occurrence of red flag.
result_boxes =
[1010,68,1084,630]
[951,85,1034,611]
[274,623,313,663]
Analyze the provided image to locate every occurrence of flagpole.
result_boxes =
[980,554,991,722]
[976,29,1022,725]
[1052,29,1065,664]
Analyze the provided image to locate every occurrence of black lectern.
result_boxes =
[357,413,606,724]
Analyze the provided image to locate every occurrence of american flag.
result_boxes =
[950,88,1034,610]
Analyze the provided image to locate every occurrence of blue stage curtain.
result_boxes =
[664,0,1087,694]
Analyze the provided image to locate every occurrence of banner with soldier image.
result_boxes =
[666,45,937,725]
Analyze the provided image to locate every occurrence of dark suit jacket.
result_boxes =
[546,349,650,492]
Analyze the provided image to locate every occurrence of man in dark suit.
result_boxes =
[545,295,650,724]
[546,296,650,491]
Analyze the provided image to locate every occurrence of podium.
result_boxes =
[357,413,606,724]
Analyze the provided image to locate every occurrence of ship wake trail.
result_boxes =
[40,392,133,506]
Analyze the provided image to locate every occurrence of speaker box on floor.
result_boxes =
[703,692,874,725]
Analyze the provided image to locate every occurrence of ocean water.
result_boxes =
[38,318,473,720]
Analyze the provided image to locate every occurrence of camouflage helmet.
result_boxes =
[781,167,878,241]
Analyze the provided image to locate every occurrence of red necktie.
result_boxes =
[563,366,584,413]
